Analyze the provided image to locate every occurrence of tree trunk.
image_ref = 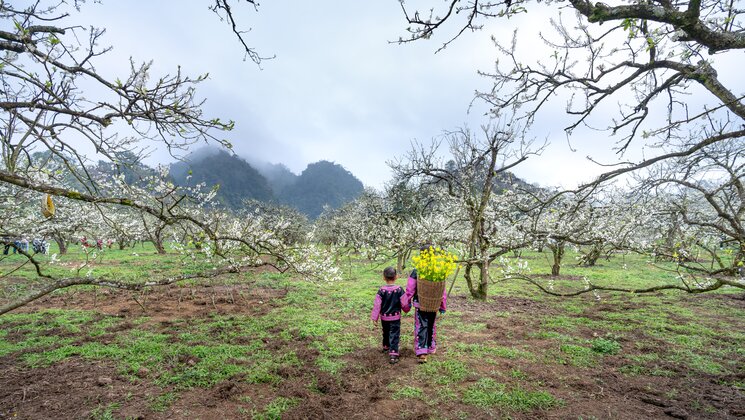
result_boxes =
[153,239,166,255]
[54,236,67,255]
[141,215,166,254]
[733,242,745,276]
[550,242,565,276]
[579,243,601,267]
[465,263,488,300]
[477,259,489,299]
[464,264,476,298]
[150,225,167,255]
[665,216,679,251]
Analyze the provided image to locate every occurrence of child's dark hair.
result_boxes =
[383,266,397,280]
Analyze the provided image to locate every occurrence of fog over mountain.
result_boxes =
[279,160,365,219]
[168,147,364,218]
[170,149,274,208]
[243,158,299,195]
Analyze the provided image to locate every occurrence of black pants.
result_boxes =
[415,309,438,355]
[381,319,401,356]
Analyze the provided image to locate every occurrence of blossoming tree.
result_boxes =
[0,1,337,315]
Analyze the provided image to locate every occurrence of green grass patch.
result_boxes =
[670,349,724,375]
[254,397,299,420]
[312,332,362,358]
[451,342,534,360]
[391,385,425,400]
[416,359,470,385]
[510,368,528,380]
[557,344,597,367]
[590,338,621,355]
[462,378,560,411]
[20,330,268,389]
[149,392,178,412]
[528,331,574,341]
[618,364,645,376]
[316,355,345,375]
[89,402,121,420]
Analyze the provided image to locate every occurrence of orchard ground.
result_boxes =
[0,245,743,419]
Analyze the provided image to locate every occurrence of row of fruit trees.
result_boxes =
[1,1,744,314]
[317,124,745,299]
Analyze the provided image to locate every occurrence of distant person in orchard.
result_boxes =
[403,244,448,364]
[371,266,408,364]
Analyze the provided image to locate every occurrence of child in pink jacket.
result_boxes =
[402,266,447,363]
[371,267,409,364]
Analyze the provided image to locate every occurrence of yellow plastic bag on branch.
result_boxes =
[41,194,55,218]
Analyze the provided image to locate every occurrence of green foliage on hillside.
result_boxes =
[167,149,364,218]
[170,150,275,207]
[278,160,364,219]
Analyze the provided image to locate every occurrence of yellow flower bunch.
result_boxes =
[411,246,458,282]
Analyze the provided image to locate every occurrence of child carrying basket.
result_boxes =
[403,246,457,363]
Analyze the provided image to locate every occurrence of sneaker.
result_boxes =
[417,355,428,364]
[381,347,390,353]
[389,356,399,364]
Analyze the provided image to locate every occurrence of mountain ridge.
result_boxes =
[168,147,364,218]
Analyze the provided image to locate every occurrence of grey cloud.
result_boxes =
[69,1,740,190]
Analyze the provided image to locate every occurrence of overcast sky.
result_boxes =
[72,1,740,190]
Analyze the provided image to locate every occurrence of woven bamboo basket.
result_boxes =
[417,278,446,312]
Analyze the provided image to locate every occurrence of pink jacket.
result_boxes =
[402,275,447,313]
[371,285,410,321]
